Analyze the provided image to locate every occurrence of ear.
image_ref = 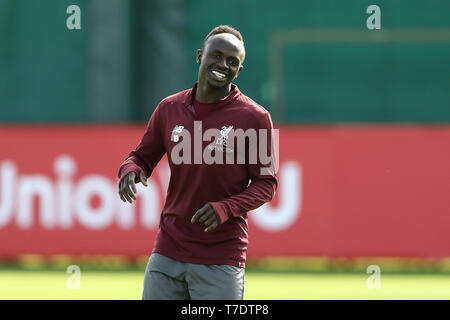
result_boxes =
[196,49,202,64]
[235,65,244,79]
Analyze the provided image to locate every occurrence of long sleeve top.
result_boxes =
[118,83,278,267]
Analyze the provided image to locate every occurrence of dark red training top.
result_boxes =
[118,83,278,267]
[193,98,214,120]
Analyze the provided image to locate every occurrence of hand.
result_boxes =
[191,203,219,232]
[118,171,147,203]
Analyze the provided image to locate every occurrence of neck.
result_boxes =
[195,80,231,103]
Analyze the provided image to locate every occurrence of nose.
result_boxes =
[216,57,228,70]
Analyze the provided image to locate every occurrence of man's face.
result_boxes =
[197,33,245,88]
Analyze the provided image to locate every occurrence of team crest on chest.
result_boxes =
[216,125,233,147]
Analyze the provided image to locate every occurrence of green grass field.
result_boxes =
[0,270,449,300]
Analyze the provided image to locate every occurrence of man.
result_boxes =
[118,25,278,300]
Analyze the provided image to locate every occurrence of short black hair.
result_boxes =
[201,25,244,51]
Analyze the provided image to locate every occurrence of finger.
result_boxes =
[119,180,127,202]
[124,175,137,201]
[191,212,201,223]
[128,188,136,200]
[121,183,133,202]
[121,182,135,201]
[191,210,201,223]
[205,221,218,232]
[191,206,207,223]
[202,215,216,227]
[119,175,134,202]
[139,171,148,187]
[119,178,126,193]
[122,191,133,204]
[119,191,126,202]
[198,210,212,224]
[129,173,137,194]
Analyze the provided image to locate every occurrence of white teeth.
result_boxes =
[212,70,226,78]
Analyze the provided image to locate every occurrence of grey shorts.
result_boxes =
[142,253,245,300]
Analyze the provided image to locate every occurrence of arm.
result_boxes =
[209,173,277,224]
[118,104,166,203]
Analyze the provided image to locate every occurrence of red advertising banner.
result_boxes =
[0,125,449,258]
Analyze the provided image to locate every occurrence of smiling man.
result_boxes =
[118,25,278,300]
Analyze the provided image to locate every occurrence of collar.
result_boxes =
[182,82,241,110]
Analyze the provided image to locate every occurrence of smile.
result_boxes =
[211,70,227,79]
